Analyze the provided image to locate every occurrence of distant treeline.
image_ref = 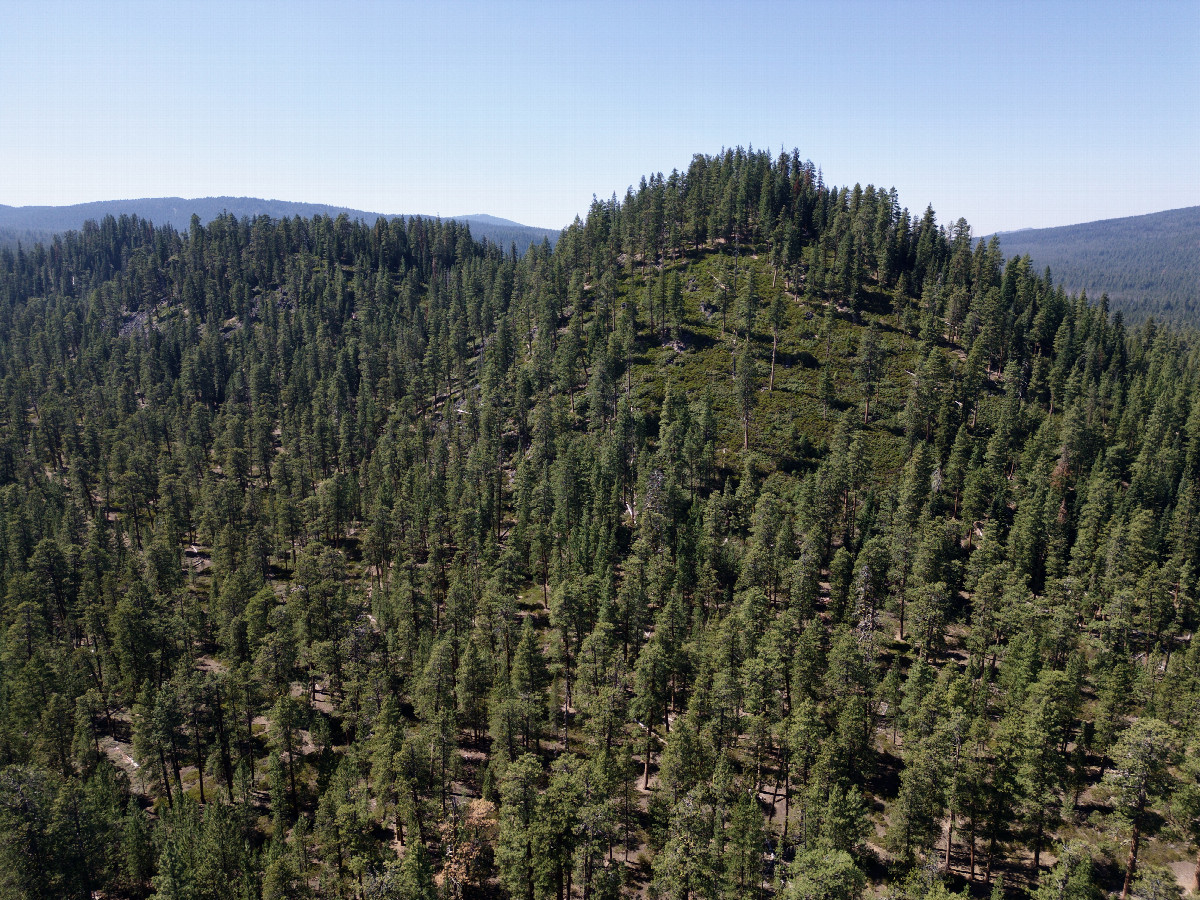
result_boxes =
[0,197,560,255]
[994,205,1200,324]
[0,226,56,251]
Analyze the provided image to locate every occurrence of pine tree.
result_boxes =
[497,753,543,900]
[779,847,865,900]
[855,326,881,424]
[1107,719,1179,900]
[769,288,787,392]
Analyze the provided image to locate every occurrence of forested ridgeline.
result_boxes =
[994,206,1200,325]
[0,200,561,256]
[2,149,1200,900]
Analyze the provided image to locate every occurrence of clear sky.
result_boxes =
[2,0,1197,234]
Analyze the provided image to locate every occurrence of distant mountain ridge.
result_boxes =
[991,205,1200,324]
[0,197,561,253]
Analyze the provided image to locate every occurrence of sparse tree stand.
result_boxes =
[1106,719,1179,900]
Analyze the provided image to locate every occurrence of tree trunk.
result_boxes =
[526,839,535,900]
[945,809,955,873]
[245,687,256,781]
[158,746,173,807]
[169,737,184,797]
[213,688,234,799]
[969,823,976,882]
[287,737,299,816]
[1033,816,1044,872]
[769,331,777,392]
[625,772,631,862]
[1121,822,1141,900]
[754,737,763,791]
[782,757,791,843]
[193,718,206,804]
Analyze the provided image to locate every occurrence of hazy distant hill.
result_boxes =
[0,197,560,253]
[993,206,1200,323]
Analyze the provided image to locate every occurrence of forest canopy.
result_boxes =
[0,148,1197,900]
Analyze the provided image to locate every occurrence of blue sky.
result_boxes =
[2,0,1197,234]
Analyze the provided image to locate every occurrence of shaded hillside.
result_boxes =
[0,197,561,253]
[993,205,1200,323]
[0,151,1198,900]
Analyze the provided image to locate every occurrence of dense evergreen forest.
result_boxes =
[993,206,1200,325]
[3,148,1200,900]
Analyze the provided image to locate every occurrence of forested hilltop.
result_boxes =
[3,149,1200,900]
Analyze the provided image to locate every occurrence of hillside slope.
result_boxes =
[0,151,1198,899]
[993,205,1200,323]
